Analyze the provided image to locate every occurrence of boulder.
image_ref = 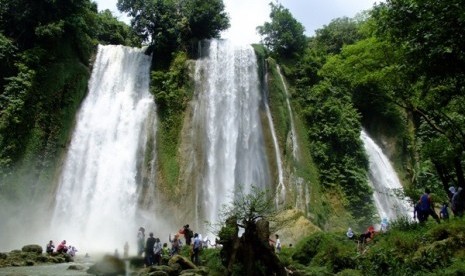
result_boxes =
[87,254,125,276]
[68,264,86,270]
[148,272,169,276]
[180,267,209,276]
[168,255,196,270]
[21,244,43,254]
[145,265,177,276]
[128,256,145,268]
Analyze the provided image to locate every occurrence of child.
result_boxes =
[440,202,449,220]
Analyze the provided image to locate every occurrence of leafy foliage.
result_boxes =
[257,2,306,59]
[372,0,465,192]
[0,0,116,197]
[117,0,229,55]
[299,81,373,222]
[95,10,140,46]
[285,219,465,275]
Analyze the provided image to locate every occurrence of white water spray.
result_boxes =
[51,45,155,253]
[193,40,270,225]
[361,130,412,221]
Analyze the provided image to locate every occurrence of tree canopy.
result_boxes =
[257,2,306,59]
[117,0,229,54]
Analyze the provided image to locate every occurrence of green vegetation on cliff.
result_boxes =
[0,0,139,200]
[151,52,193,191]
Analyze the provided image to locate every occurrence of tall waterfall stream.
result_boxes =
[51,45,156,253]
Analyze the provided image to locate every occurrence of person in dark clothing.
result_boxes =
[359,226,375,244]
[137,227,145,257]
[452,187,464,217]
[440,202,449,220]
[418,188,440,223]
[145,232,156,266]
[414,201,426,223]
[46,240,55,254]
[181,224,193,246]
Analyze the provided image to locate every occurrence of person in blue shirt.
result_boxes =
[440,202,449,220]
[418,188,440,224]
[191,233,202,265]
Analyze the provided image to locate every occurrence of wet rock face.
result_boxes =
[86,255,125,276]
[0,247,71,268]
[21,244,43,254]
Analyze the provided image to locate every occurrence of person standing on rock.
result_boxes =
[180,224,193,246]
[153,238,162,265]
[137,227,145,257]
[145,232,156,266]
[169,233,181,256]
[123,241,129,258]
[275,234,282,253]
[191,233,202,265]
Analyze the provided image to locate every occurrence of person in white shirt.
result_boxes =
[275,234,281,253]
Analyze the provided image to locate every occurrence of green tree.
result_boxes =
[257,2,306,59]
[95,9,140,46]
[117,0,229,54]
[312,16,363,55]
[373,0,465,190]
[216,186,287,276]
[117,0,177,52]
[300,81,372,221]
[178,0,229,43]
[0,0,99,191]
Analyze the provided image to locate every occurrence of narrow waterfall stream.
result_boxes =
[192,40,271,225]
[263,64,285,206]
[51,45,156,253]
[276,65,310,212]
[276,66,299,161]
[361,130,412,221]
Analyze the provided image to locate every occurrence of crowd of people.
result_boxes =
[134,224,283,267]
[45,240,78,257]
[135,224,205,267]
[347,185,464,252]
[414,186,464,223]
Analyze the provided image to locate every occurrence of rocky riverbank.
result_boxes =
[0,244,211,276]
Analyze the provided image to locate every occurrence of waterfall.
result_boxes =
[263,64,285,207]
[192,40,270,225]
[51,45,156,253]
[276,66,299,161]
[361,130,412,221]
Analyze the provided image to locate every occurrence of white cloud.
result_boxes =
[221,0,271,45]
[94,0,130,23]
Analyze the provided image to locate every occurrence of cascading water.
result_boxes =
[276,66,299,162]
[276,65,309,212]
[361,130,412,221]
[51,45,156,253]
[192,40,270,225]
[263,64,285,207]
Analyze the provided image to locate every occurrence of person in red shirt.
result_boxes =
[56,240,68,253]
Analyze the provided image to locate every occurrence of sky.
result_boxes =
[94,0,380,45]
